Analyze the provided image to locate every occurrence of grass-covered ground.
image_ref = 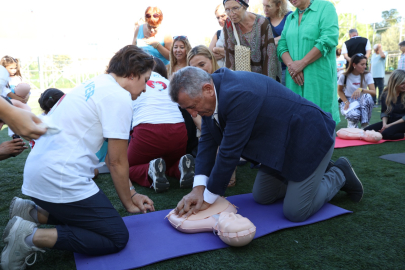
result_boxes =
[1,97,404,269]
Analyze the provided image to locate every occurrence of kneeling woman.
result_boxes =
[1,46,155,269]
[364,69,405,140]
[338,53,376,128]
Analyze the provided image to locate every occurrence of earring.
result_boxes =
[131,77,134,80]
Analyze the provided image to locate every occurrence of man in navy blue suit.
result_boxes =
[170,67,363,222]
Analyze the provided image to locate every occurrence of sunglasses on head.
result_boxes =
[356,53,364,57]
[173,36,187,40]
[145,13,160,18]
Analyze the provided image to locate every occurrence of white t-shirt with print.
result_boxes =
[22,74,133,203]
[338,72,374,98]
[131,72,184,128]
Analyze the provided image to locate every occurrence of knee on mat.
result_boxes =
[283,207,310,223]
[252,193,278,205]
[113,227,130,252]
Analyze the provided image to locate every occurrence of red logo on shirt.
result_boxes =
[353,83,361,86]
[147,80,167,91]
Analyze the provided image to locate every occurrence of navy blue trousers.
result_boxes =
[31,190,129,256]
[373,77,384,105]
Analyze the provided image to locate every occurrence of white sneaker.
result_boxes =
[178,154,195,188]
[1,216,45,270]
[148,158,169,193]
[9,197,38,225]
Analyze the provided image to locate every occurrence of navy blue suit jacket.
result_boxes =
[195,68,336,196]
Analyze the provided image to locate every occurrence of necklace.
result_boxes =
[298,0,314,14]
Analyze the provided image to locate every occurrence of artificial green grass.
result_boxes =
[1,101,405,269]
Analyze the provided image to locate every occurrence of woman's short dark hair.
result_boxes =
[38,88,65,114]
[106,45,155,79]
[152,57,168,79]
[399,40,405,47]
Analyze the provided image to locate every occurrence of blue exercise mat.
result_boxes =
[74,193,351,270]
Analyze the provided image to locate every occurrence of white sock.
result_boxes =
[29,206,39,223]
[24,227,37,247]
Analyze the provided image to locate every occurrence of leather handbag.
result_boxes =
[232,22,251,72]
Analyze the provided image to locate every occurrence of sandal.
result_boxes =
[228,168,236,187]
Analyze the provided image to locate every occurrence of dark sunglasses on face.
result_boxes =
[145,13,160,18]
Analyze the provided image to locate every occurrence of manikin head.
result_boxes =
[14,83,31,98]
[217,212,256,247]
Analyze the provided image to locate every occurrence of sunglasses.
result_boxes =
[356,53,364,57]
[145,13,160,18]
[173,36,187,40]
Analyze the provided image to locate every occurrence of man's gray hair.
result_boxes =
[169,66,213,103]
[349,29,358,34]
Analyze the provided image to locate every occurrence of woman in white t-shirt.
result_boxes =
[128,58,194,193]
[1,46,156,269]
[338,53,376,128]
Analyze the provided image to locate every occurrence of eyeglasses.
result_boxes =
[145,13,160,19]
[173,36,188,40]
[225,5,243,14]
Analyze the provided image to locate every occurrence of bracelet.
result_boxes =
[131,192,137,198]
[344,101,349,104]
[153,43,159,49]
[130,186,135,191]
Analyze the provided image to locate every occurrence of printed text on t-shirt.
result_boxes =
[85,81,95,101]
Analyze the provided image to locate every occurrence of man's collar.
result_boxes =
[212,85,218,120]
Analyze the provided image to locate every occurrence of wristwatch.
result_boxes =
[130,186,135,191]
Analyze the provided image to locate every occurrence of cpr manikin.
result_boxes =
[167,197,256,247]
[337,128,382,142]
[10,83,31,112]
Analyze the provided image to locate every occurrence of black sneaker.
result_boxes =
[334,157,364,202]
[325,159,335,173]
[178,154,195,188]
[148,158,169,193]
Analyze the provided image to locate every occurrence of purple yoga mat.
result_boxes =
[74,193,351,270]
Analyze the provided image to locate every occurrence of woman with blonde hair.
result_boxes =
[263,0,291,85]
[364,69,405,140]
[188,45,220,74]
[209,4,228,68]
[132,6,173,65]
[167,36,192,77]
[187,45,237,187]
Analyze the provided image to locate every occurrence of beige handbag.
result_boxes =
[232,22,251,72]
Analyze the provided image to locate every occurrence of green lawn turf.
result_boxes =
[1,102,405,269]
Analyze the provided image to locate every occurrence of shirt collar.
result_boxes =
[291,0,318,18]
[212,85,218,120]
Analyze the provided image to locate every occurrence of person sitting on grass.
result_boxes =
[127,57,195,193]
[364,69,405,140]
[1,45,156,270]
[0,96,27,160]
[338,53,376,129]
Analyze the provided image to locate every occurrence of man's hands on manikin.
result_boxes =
[174,186,211,218]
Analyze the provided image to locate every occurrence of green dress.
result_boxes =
[277,0,340,123]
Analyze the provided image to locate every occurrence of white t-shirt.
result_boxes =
[341,37,371,54]
[336,56,347,78]
[1,76,22,97]
[22,74,133,203]
[338,72,374,98]
[131,72,184,128]
[216,30,225,68]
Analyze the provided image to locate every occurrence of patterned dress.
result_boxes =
[223,14,281,80]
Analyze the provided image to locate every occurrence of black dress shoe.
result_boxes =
[334,157,364,202]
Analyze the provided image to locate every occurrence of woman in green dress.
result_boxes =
[277,0,340,123]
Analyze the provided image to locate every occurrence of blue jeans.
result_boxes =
[31,190,129,255]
